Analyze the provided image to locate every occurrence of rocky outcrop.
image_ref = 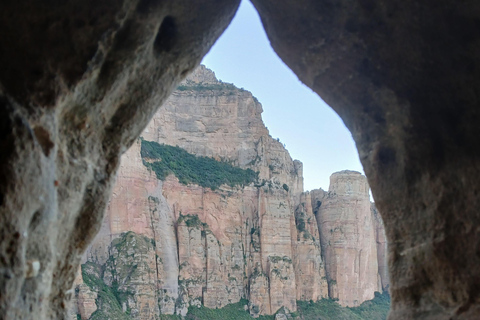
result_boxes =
[293,192,329,302]
[313,171,380,306]
[72,67,386,319]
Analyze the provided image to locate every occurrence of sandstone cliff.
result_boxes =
[71,66,386,319]
[312,171,378,307]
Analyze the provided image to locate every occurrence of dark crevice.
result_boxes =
[154,16,177,54]
[29,210,42,232]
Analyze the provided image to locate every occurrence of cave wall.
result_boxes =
[0,1,240,318]
[250,1,480,319]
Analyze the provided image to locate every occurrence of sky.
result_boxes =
[202,0,364,192]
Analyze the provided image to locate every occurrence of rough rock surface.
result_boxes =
[313,171,380,306]
[293,192,328,302]
[251,1,480,318]
[372,204,389,292]
[76,285,97,320]
[0,1,240,319]
[72,67,386,318]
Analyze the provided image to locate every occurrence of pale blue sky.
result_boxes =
[202,0,364,192]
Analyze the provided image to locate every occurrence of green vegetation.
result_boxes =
[294,210,315,242]
[159,314,184,320]
[175,81,260,101]
[295,292,390,320]
[176,81,240,93]
[111,231,154,254]
[269,256,292,264]
[81,262,102,290]
[178,214,203,228]
[185,299,274,320]
[159,293,389,320]
[296,217,306,233]
[81,232,159,320]
[349,291,391,320]
[296,299,363,320]
[304,231,314,241]
[81,262,133,320]
[141,140,258,190]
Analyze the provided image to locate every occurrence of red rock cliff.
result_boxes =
[71,66,386,319]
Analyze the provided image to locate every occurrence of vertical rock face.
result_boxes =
[293,192,329,302]
[314,171,380,307]
[372,204,390,292]
[72,66,386,319]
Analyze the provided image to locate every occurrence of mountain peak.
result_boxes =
[185,64,218,84]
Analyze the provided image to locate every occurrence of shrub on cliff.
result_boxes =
[176,82,237,92]
[184,299,274,320]
[141,139,258,190]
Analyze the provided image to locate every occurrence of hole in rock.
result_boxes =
[29,210,42,232]
[153,16,177,54]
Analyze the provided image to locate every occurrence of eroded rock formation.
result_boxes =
[71,67,386,318]
[313,171,379,306]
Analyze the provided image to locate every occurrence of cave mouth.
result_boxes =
[70,64,390,318]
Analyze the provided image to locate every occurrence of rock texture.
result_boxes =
[0,1,240,319]
[72,67,386,318]
[251,1,480,318]
[372,204,389,293]
[313,171,379,307]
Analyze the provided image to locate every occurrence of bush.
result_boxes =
[176,81,237,92]
[158,294,390,320]
[141,140,258,190]
[295,293,391,320]
[185,299,274,320]
[348,291,391,320]
[81,262,133,320]
[178,214,202,228]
